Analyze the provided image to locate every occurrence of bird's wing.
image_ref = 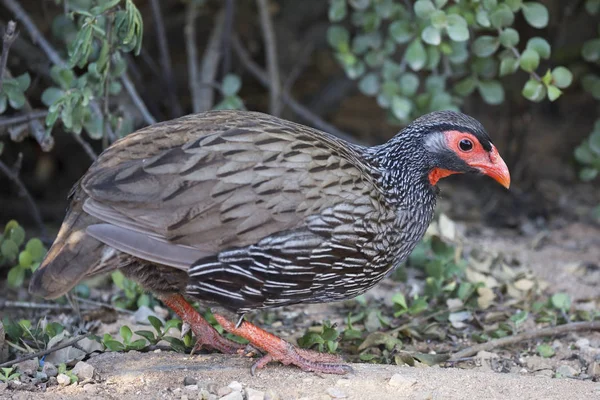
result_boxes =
[81,111,383,270]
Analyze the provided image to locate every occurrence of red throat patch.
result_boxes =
[428,167,460,186]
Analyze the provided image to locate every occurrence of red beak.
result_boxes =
[473,146,511,189]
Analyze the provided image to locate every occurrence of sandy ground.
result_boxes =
[2,351,598,400]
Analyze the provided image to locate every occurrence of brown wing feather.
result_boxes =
[80,111,380,267]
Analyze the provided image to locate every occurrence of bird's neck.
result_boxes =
[364,136,438,210]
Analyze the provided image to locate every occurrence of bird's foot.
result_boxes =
[213,313,352,375]
[160,294,244,354]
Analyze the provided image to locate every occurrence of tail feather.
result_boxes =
[29,198,107,299]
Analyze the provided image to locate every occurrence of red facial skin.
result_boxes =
[428,130,511,189]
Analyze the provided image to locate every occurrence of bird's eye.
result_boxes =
[459,139,473,152]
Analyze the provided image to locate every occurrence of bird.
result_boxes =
[29,110,510,374]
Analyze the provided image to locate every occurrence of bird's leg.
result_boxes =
[160,294,244,354]
[213,313,353,375]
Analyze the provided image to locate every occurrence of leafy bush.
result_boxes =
[0,220,47,288]
[327,0,572,124]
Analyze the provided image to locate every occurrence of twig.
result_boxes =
[0,333,92,369]
[0,300,97,311]
[0,20,17,92]
[190,9,225,112]
[72,296,134,315]
[121,72,156,125]
[282,42,314,96]
[256,0,281,116]
[102,13,114,149]
[449,320,600,361]
[232,35,355,143]
[72,133,97,161]
[150,0,182,118]
[221,0,235,76]
[0,157,46,238]
[0,110,47,126]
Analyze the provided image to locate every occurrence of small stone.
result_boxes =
[246,387,265,400]
[72,361,95,380]
[185,385,199,392]
[576,338,590,349]
[206,383,219,394]
[83,383,98,394]
[207,395,218,400]
[15,359,39,376]
[228,381,243,391]
[388,374,417,389]
[264,389,280,400]
[534,369,553,378]
[588,361,600,378]
[221,391,243,400]
[134,305,163,325]
[57,374,71,386]
[181,395,189,400]
[556,365,578,377]
[0,382,6,392]
[217,386,233,397]
[42,362,58,378]
[47,377,58,387]
[184,376,198,386]
[172,388,183,395]
[35,371,48,381]
[326,387,347,398]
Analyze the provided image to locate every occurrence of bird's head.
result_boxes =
[381,111,511,190]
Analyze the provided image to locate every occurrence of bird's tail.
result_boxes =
[29,200,106,299]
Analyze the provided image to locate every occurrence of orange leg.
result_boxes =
[161,294,243,354]
[213,313,352,375]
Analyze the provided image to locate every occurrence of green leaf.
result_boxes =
[414,0,436,19]
[7,267,25,288]
[41,88,65,107]
[90,0,120,15]
[120,325,133,343]
[551,293,571,311]
[476,9,491,27]
[329,0,347,22]
[391,96,413,120]
[454,76,477,96]
[18,251,33,268]
[499,56,519,76]
[1,239,19,260]
[580,167,599,181]
[389,21,414,44]
[551,67,573,89]
[405,39,427,71]
[519,49,540,72]
[221,74,242,96]
[473,36,500,57]
[575,143,596,164]
[499,28,519,48]
[8,225,25,246]
[392,292,408,309]
[490,4,514,28]
[430,10,447,29]
[421,26,441,45]
[349,0,371,11]
[327,26,350,50]
[522,2,549,28]
[589,130,600,154]
[83,113,104,140]
[358,73,379,96]
[15,73,31,91]
[537,344,555,358]
[506,0,523,11]
[586,0,600,14]
[478,80,504,105]
[522,79,546,101]
[399,73,420,96]
[104,339,125,352]
[7,90,25,109]
[526,37,551,59]
[148,315,164,334]
[546,85,562,101]
[446,14,469,42]
[582,39,600,62]
[134,330,157,343]
[426,46,441,69]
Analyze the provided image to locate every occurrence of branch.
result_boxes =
[121,72,156,125]
[189,9,225,112]
[150,0,182,118]
[0,333,92,369]
[0,20,17,92]
[221,0,235,76]
[449,320,600,361]
[72,132,97,161]
[232,36,355,143]
[256,0,281,117]
[0,110,47,126]
[0,157,46,238]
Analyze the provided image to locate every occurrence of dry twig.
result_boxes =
[0,333,92,369]
[449,321,600,361]
[121,72,156,125]
[0,110,47,126]
[0,20,18,92]
[256,0,281,116]
[150,0,182,118]
[232,35,355,143]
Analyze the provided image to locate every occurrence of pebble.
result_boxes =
[228,381,243,391]
[575,338,590,349]
[47,377,58,387]
[218,386,233,397]
[184,376,198,386]
[388,374,417,389]
[83,383,98,394]
[246,387,265,400]
[221,391,243,400]
[555,365,578,377]
[326,387,347,398]
[264,389,280,400]
[72,361,95,380]
[0,382,6,393]
[57,374,71,386]
[588,361,600,378]
[15,359,38,376]
[134,305,163,324]
[42,362,58,378]
[185,385,199,391]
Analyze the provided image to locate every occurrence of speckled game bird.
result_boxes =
[30,110,510,374]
